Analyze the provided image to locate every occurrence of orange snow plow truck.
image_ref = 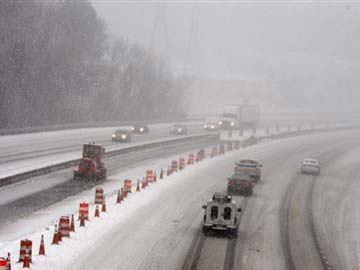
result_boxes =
[74,143,107,181]
[234,159,262,183]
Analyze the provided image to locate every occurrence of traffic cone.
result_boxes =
[70,214,75,232]
[79,214,85,227]
[144,176,148,188]
[52,225,59,245]
[141,178,146,189]
[22,249,30,268]
[101,202,106,212]
[6,252,11,270]
[160,168,164,179]
[120,188,124,202]
[38,235,45,255]
[136,179,140,192]
[57,221,62,242]
[116,189,122,203]
[94,205,100,217]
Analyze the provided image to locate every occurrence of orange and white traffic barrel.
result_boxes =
[171,161,178,172]
[124,179,132,193]
[0,257,6,270]
[187,153,194,165]
[59,216,70,238]
[146,170,154,182]
[179,158,185,170]
[79,202,89,220]
[94,186,105,205]
[18,239,32,263]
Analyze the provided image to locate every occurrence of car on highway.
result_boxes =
[203,122,219,131]
[235,159,262,182]
[169,124,188,135]
[112,129,131,142]
[301,158,320,175]
[131,124,149,135]
[227,173,253,196]
[202,192,241,236]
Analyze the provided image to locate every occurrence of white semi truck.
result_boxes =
[219,104,260,130]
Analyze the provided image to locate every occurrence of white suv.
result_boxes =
[301,158,320,176]
[202,193,241,236]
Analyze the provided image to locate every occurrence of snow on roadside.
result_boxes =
[0,142,252,269]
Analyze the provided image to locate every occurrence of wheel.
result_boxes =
[202,226,210,236]
[228,228,238,238]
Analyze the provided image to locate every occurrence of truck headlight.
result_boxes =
[112,134,116,138]
[230,122,235,126]
[121,134,127,139]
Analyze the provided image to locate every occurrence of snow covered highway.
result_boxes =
[0,122,204,180]
[2,129,360,270]
[0,134,216,227]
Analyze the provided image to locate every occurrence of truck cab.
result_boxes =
[202,193,241,236]
[218,104,260,131]
[74,143,106,181]
[219,109,239,130]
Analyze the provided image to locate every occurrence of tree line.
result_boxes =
[0,0,185,128]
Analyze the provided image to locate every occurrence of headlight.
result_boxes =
[112,134,116,138]
[121,134,127,139]
[140,128,144,132]
[204,125,208,128]
[131,127,135,131]
[219,121,222,125]
[230,122,235,126]
[178,128,182,132]
[210,125,215,129]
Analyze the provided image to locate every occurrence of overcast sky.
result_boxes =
[92,1,360,108]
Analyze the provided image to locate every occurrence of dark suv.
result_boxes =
[227,173,253,196]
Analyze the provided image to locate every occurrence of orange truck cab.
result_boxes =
[74,143,106,181]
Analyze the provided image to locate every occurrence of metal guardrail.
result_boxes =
[0,117,201,136]
[0,133,218,188]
